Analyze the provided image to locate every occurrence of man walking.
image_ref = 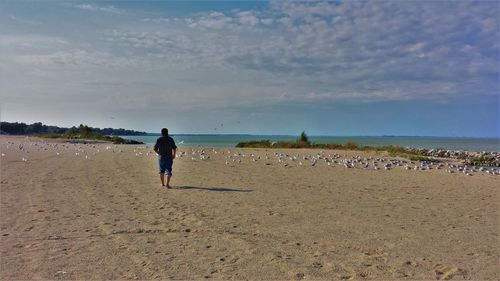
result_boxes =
[154,128,177,188]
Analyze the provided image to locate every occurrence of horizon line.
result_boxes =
[144,133,500,139]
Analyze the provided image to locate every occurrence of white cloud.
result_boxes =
[75,4,123,14]
[13,49,139,68]
[143,18,170,23]
[187,12,234,29]
[0,35,68,48]
[237,11,259,26]
[9,15,41,25]
[260,18,274,25]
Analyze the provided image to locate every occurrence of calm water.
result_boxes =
[121,135,500,152]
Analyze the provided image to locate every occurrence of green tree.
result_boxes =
[78,124,92,136]
[298,131,309,144]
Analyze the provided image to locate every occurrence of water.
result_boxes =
[121,135,500,152]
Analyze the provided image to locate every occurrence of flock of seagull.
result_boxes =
[2,140,499,177]
[182,148,500,176]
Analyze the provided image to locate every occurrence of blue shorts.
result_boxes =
[158,156,173,175]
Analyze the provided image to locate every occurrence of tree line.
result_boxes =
[0,122,147,136]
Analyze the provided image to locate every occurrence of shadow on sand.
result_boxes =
[176,186,252,192]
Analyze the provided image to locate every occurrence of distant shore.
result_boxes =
[122,134,500,153]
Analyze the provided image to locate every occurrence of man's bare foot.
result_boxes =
[166,185,172,189]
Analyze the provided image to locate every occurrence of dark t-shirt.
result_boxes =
[154,136,177,159]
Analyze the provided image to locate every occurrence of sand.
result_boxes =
[1,136,498,280]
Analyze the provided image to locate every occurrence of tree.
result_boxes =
[299,131,309,143]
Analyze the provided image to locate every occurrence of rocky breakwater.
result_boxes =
[405,148,500,167]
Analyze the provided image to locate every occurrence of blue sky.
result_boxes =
[0,1,498,137]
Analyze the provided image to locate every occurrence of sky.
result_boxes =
[0,1,498,137]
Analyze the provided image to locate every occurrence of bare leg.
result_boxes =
[160,173,165,186]
[166,175,172,188]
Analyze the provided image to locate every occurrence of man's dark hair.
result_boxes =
[161,128,168,136]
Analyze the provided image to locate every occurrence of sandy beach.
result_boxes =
[0,135,498,280]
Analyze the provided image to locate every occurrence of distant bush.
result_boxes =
[466,156,497,166]
[378,145,412,154]
[274,141,310,148]
[408,155,438,162]
[235,140,271,148]
[235,135,446,163]
[35,133,63,139]
[343,141,360,150]
[34,124,143,144]
[311,143,343,149]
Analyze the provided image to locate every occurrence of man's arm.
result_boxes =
[154,140,159,154]
[172,139,177,159]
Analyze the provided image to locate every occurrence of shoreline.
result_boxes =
[3,134,499,167]
[122,135,500,153]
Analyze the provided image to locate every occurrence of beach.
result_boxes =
[1,136,498,280]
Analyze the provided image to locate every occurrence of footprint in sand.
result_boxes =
[295,272,305,280]
[433,263,463,280]
[357,270,371,278]
[24,226,34,232]
[312,261,323,269]
[331,265,355,280]
[421,259,466,280]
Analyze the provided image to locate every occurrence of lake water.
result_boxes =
[121,135,500,152]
